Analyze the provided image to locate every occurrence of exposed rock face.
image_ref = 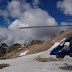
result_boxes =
[0,43,8,48]
[24,40,45,47]
[7,43,21,53]
[0,48,6,57]
[0,43,8,56]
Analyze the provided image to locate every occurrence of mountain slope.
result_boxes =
[0,45,72,72]
[1,28,72,59]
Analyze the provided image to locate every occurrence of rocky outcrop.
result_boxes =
[0,43,8,48]
[60,30,65,34]
[7,43,21,53]
[0,43,8,57]
[24,40,45,47]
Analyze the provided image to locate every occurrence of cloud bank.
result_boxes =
[0,0,69,45]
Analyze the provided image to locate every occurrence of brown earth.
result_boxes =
[0,63,9,69]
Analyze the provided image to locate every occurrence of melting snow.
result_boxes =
[19,50,29,56]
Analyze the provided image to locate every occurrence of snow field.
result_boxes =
[0,41,72,72]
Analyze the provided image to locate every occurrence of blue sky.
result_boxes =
[0,0,72,45]
[0,0,72,27]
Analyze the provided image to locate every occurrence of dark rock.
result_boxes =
[0,43,8,56]
[7,43,21,53]
[60,30,65,34]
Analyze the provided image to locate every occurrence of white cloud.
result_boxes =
[7,0,21,18]
[0,0,64,45]
[33,0,39,8]
[9,8,57,29]
[0,10,10,23]
[8,8,59,45]
[57,0,72,16]
[0,26,15,45]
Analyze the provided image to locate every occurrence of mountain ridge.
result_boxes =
[0,28,72,59]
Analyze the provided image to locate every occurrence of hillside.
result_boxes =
[1,28,72,59]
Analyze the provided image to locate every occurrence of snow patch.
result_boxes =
[18,48,22,50]
[39,42,60,58]
[19,50,29,56]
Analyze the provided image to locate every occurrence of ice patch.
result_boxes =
[19,50,29,56]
